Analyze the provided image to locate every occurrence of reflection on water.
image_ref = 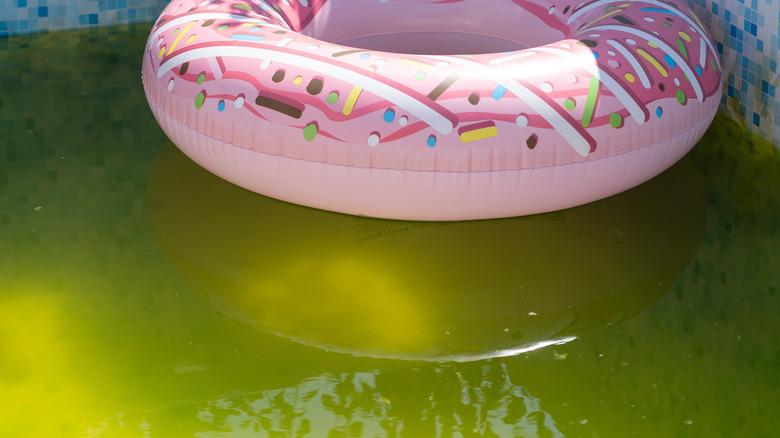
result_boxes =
[92,363,567,437]
[191,364,563,437]
[148,143,705,361]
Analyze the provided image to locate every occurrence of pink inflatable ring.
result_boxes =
[143,0,721,220]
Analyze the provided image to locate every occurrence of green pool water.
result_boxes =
[1,25,779,437]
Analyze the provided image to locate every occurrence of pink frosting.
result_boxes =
[142,0,721,219]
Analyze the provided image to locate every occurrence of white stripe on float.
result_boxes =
[698,37,707,68]
[157,46,456,135]
[535,46,647,123]
[207,57,223,79]
[568,0,719,68]
[246,0,290,26]
[489,51,537,65]
[606,39,652,89]
[588,25,704,101]
[435,55,593,157]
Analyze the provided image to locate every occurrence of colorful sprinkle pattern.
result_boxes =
[143,0,722,169]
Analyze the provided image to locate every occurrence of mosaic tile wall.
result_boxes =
[0,0,778,145]
[0,0,167,36]
[689,0,780,145]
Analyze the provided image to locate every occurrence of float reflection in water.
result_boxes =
[148,143,705,361]
[184,363,566,436]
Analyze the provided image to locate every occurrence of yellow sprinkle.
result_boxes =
[186,34,197,44]
[167,21,195,56]
[157,46,166,59]
[647,41,658,48]
[459,126,498,143]
[241,22,254,27]
[624,72,636,83]
[637,48,668,77]
[292,76,303,85]
[399,58,432,70]
[678,31,692,42]
[342,86,363,116]
[582,9,622,28]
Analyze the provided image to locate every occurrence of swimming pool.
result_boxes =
[1,25,779,437]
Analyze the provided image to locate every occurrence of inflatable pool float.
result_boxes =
[149,141,705,361]
[142,0,721,220]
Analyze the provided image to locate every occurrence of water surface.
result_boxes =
[1,26,779,437]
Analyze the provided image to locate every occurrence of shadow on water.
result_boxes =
[148,141,705,362]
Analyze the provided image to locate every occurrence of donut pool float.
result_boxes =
[142,0,722,220]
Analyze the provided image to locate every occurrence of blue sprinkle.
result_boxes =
[230,34,265,42]
[426,135,437,148]
[592,51,600,59]
[383,109,396,123]
[639,7,677,16]
[655,106,663,118]
[359,52,370,60]
[664,54,677,68]
[492,85,507,100]
[695,65,703,76]
[218,100,226,111]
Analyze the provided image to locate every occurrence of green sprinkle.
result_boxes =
[194,91,206,109]
[676,89,687,105]
[564,98,577,111]
[414,71,426,81]
[218,24,229,31]
[582,77,600,128]
[326,91,339,105]
[676,39,688,59]
[196,72,206,85]
[303,123,318,141]
[610,112,624,128]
